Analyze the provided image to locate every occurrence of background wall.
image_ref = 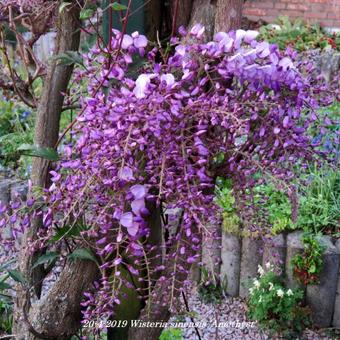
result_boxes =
[243,0,340,28]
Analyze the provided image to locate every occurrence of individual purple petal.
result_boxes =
[134,35,148,48]
[116,233,123,243]
[283,116,290,128]
[187,256,197,264]
[130,185,147,199]
[214,31,228,42]
[190,24,204,38]
[244,30,259,43]
[133,74,155,98]
[121,34,133,49]
[234,29,246,48]
[50,170,61,182]
[160,74,175,86]
[120,212,133,227]
[119,166,134,181]
[131,199,145,215]
[279,57,293,71]
[175,45,186,56]
[273,127,281,134]
[113,258,122,266]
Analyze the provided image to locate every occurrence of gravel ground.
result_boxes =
[170,287,336,340]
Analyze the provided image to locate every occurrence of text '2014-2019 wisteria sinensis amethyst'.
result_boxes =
[0,24,335,322]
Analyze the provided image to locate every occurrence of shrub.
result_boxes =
[258,16,339,52]
[247,263,310,336]
[159,327,183,340]
[0,93,34,172]
[291,233,325,285]
[298,167,339,235]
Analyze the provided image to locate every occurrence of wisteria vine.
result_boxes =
[0,24,336,323]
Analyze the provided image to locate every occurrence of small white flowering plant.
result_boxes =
[247,263,310,335]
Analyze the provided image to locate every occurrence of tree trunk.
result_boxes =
[28,260,99,339]
[13,2,85,338]
[187,0,244,40]
[214,0,243,33]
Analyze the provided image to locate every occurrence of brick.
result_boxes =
[281,9,305,17]
[287,3,309,10]
[243,8,266,16]
[305,11,328,18]
[308,0,330,3]
[253,1,274,9]
[275,3,287,9]
[310,3,329,11]
[327,11,340,19]
[281,0,301,3]
[265,9,282,16]
[320,19,335,26]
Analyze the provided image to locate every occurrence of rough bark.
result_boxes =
[170,0,194,34]
[214,0,243,33]
[187,0,244,40]
[28,260,99,339]
[189,0,216,40]
[13,2,85,338]
[144,0,162,42]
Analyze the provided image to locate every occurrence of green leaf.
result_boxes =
[308,264,316,274]
[0,282,12,290]
[80,8,95,20]
[59,2,71,13]
[0,259,16,272]
[68,248,97,263]
[32,252,59,269]
[7,270,27,284]
[111,2,128,11]
[53,51,83,66]
[50,224,89,243]
[18,144,59,161]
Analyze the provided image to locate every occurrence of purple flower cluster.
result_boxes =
[0,25,332,322]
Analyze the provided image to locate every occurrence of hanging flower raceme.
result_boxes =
[0,26,335,322]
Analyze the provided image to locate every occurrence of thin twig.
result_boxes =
[182,291,202,340]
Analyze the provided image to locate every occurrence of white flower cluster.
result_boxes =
[249,262,295,299]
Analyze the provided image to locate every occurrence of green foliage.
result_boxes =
[291,233,325,285]
[32,252,59,269]
[68,248,97,263]
[248,264,310,337]
[215,178,240,235]
[0,260,15,333]
[253,184,294,234]
[198,267,227,305]
[0,92,34,173]
[298,167,339,235]
[17,144,59,161]
[159,327,183,340]
[228,166,339,236]
[53,51,84,66]
[259,16,339,52]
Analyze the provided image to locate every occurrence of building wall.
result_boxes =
[243,0,340,28]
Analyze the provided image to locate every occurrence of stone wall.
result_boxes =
[243,0,340,29]
[220,230,340,328]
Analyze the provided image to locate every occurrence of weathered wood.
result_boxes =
[215,0,243,33]
[13,2,83,338]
